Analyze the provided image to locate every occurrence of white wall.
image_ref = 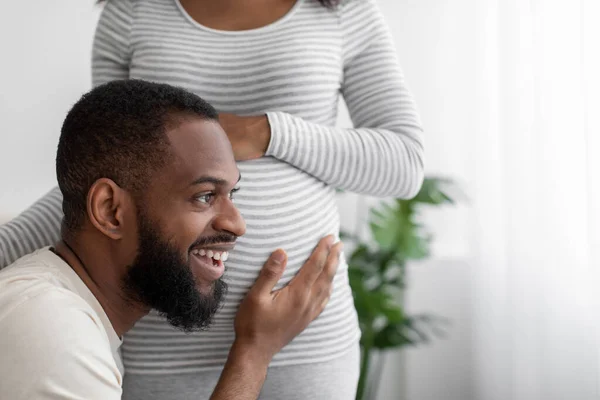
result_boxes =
[0,1,101,222]
[0,1,476,399]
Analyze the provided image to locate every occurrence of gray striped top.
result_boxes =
[0,0,424,373]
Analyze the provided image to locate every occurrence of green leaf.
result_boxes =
[350,243,370,257]
[346,176,459,359]
[370,206,390,224]
[348,268,366,288]
[372,322,410,348]
[370,222,397,250]
[412,177,455,205]
[383,265,403,283]
[401,233,431,260]
[380,303,403,324]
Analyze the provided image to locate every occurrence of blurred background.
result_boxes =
[0,1,599,399]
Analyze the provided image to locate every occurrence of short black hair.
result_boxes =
[56,79,218,232]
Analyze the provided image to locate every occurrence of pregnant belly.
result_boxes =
[217,158,343,312]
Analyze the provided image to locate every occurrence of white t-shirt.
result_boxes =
[0,247,124,399]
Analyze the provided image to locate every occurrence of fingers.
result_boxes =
[248,249,288,295]
[321,241,343,287]
[290,235,335,288]
[311,241,343,314]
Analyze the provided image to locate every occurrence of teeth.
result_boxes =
[193,249,230,262]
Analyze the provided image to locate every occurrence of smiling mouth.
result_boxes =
[191,248,228,265]
[188,245,235,282]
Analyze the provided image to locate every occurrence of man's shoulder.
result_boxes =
[0,272,104,341]
[0,248,107,348]
[0,267,122,399]
[0,248,81,312]
[0,292,123,400]
[0,247,61,277]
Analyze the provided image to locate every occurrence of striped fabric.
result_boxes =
[0,0,424,375]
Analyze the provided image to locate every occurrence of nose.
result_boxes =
[212,198,246,238]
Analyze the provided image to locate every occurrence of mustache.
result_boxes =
[189,233,238,250]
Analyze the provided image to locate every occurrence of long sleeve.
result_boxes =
[265,0,424,199]
[91,0,134,86]
[0,188,63,268]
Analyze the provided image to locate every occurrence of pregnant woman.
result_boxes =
[0,0,424,398]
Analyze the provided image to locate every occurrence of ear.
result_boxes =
[86,178,132,240]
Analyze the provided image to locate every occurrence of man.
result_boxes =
[0,79,342,399]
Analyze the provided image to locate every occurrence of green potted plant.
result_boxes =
[341,177,457,400]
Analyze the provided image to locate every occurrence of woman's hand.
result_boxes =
[218,113,271,161]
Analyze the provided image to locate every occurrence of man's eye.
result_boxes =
[195,193,215,204]
[229,187,240,200]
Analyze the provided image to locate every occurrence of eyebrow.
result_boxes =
[189,173,242,187]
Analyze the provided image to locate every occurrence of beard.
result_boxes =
[122,211,228,333]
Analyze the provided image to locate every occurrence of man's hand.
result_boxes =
[218,113,271,161]
[210,235,343,400]
[235,235,342,359]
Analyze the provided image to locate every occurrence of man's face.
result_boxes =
[122,117,246,332]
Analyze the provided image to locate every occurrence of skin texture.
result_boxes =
[218,113,272,161]
[178,0,299,31]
